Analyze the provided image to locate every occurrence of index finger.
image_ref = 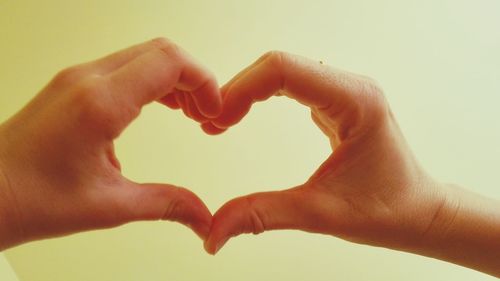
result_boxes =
[212,51,379,129]
[107,38,222,119]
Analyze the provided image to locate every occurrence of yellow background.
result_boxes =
[0,255,17,281]
[1,0,499,280]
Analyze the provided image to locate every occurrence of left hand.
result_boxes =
[202,51,445,256]
[0,38,220,250]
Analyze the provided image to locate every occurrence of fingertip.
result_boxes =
[203,197,252,255]
[182,196,213,241]
[185,93,208,123]
[211,94,253,129]
[175,191,213,241]
[174,91,188,112]
[204,236,229,255]
[158,93,181,109]
[202,99,223,119]
[192,79,223,119]
[201,122,227,135]
[204,216,230,255]
[203,238,217,255]
[190,219,212,242]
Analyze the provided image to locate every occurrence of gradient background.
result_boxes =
[1,0,499,280]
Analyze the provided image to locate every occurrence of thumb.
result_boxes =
[118,182,212,241]
[205,186,313,255]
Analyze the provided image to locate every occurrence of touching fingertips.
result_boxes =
[204,238,217,255]
[212,106,249,129]
[174,92,186,109]
[158,93,181,109]
[162,189,213,242]
[191,79,223,118]
[189,216,212,242]
[204,227,230,255]
[185,93,207,123]
[201,122,226,135]
[212,237,230,255]
[175,92,194,119]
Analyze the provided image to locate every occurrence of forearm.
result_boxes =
[420,183,500,277]
[0,126,22,251]
[0,156,15,251]
[0,183,15,251]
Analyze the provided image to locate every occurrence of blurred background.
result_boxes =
[1,0,499,280]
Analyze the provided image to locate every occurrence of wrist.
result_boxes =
[417,183,500,277]
[418,182,461,251]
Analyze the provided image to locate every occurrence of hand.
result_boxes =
[204,51,500,277]
[0,38,221,250]
[204,51,448,253]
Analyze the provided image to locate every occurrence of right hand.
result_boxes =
[203,51,448,256]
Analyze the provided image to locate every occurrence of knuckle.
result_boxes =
[356,76,390,127]
[162,187,195,222]
[51,65,86,88]
[163,197,182,221]
[150,36,173,47]
[150,37,180,58]
[244,196,267,235]
[73,75,106,104]
[361,76,384,97]
[331,75,390,138]
[71,76,115,130]
[261,50,287,69]
[363,77,388,110]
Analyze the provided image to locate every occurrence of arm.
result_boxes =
[0,38,220,250]
[0,152,17,250]
[420,184,500,276]
[203,51,500,277]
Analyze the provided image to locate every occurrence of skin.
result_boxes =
[202,51,500,277]
[0,40,498,277]
[0,38,222,250]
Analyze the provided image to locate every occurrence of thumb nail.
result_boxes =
[214,238,229,255]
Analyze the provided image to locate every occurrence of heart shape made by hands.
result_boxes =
[155,50,416,257]
[1,40,424,260]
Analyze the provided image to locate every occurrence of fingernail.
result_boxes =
[211,121,227,130]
